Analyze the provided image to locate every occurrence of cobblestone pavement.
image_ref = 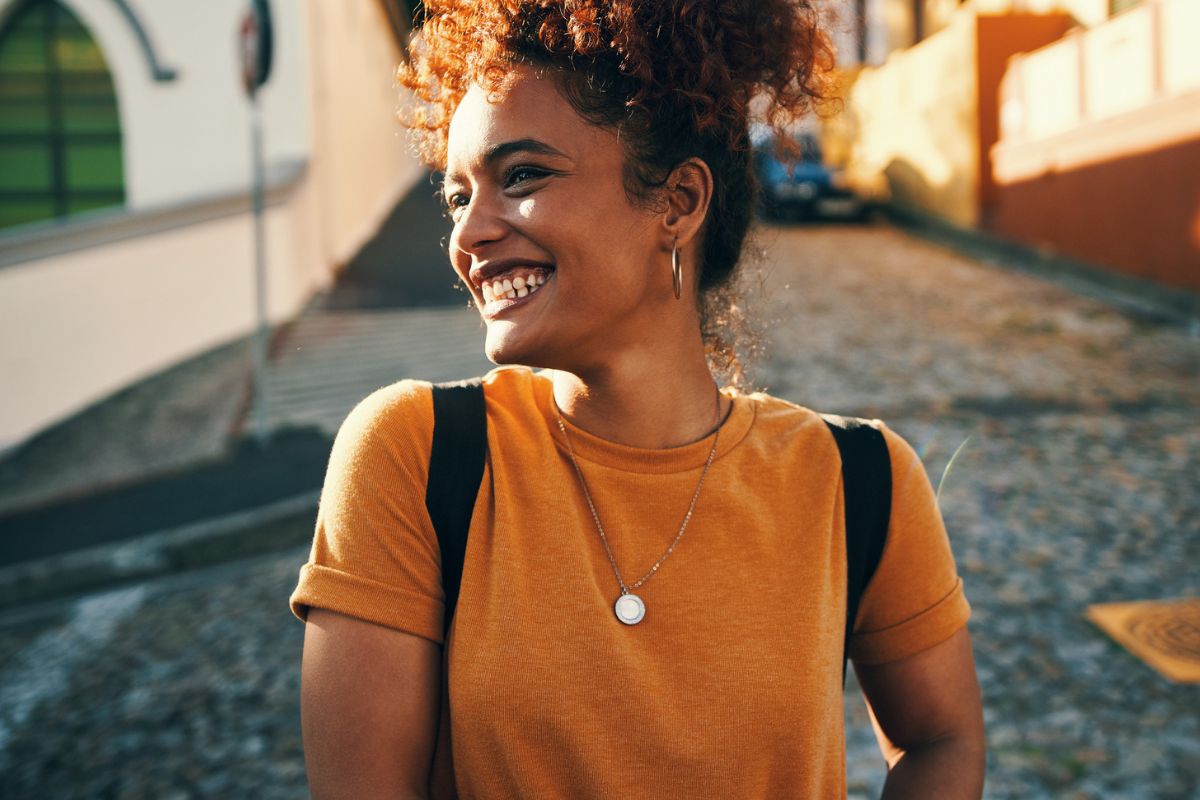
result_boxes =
[2,221,1197,798]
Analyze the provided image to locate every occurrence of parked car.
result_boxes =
[752,129,863,221]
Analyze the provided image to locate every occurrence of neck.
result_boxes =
[550,351,731,450]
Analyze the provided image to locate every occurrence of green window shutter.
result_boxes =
[0,0,124,230]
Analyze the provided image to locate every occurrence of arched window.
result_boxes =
[0,0,124,230]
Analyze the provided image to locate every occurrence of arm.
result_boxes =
[854,626,986,799]
[301,607,442,800]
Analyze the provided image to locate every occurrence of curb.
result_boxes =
[0,425,332,567]
[0,490,319,613]
[886,205,1200,326]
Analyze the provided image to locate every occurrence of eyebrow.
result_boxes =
[444,138,570,188]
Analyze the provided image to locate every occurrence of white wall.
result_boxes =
[0,197,311,447]
[303,0,423,266]
[0,0,423,449]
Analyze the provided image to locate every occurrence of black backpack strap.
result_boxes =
[426,378,488,639]
[822,415,892,684]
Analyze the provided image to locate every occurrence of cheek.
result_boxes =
[447,225,470,278]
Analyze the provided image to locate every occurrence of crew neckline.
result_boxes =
[526,368,756,474]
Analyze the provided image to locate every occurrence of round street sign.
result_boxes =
[239,0,273,96]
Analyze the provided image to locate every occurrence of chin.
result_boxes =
[484,323,563,372]
[483,323,536,367]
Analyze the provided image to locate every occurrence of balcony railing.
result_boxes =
[998,0,1199,144]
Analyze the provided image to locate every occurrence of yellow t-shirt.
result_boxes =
[290,365,970,798]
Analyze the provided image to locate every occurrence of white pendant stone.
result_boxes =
[614,593,646,625]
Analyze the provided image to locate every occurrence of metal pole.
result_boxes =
[250,92,270,445]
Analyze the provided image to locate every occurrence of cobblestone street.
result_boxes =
[2,222,1197,798]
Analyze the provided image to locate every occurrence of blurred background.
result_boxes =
[0,0,1196,798]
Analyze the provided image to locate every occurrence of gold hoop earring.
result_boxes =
[671,238,682,300]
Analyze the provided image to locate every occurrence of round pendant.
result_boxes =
[614,593,645,625]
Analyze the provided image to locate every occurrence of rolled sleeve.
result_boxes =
[290,562,444,644]
[848,424,972,665]
[287,379,446,645]
[848,578,970,664]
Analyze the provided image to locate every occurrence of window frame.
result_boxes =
[0,0,125,229]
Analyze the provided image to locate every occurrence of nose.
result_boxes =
[449,191,509,265]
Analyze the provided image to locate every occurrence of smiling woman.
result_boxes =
[440,69,698,376]
[289,2,985,799]
[404,1,835,388]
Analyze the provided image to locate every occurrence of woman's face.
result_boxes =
[443,64,670,373]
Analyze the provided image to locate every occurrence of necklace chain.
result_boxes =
[553,386,723,595]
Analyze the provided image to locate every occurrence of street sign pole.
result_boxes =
[240,0,274,446]
[249,91,269,446]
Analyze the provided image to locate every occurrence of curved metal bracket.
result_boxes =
[109,0,177,82]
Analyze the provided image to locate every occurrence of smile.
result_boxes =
[481,271,551,316]
[481,269,547,303]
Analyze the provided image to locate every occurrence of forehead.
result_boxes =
[445,66,611,174]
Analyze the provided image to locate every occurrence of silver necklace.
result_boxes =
[553,385,724,626]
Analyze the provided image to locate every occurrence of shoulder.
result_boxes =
[343,378,435,431]
[737,391,930,486]
[736,390,903,454]
[735,388,826,437]
[327,378,436,480]
[339,378,435,439]
[752,391,923,463]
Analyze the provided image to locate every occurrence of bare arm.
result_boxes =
[301,607,442,800]
[854,626,986,799]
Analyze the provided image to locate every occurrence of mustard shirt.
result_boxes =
[290,365,970,798]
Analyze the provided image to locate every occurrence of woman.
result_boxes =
[290,1,985,797]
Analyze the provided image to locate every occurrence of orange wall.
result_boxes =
[975,14,1075,224]
[992,134,1200,291]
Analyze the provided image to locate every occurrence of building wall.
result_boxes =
[842,5,1074,228]
[872,0,917,60]
[991,0,1200,290]
[975,13,1075,221]
[992,131,1200,290]
[0,0,314,209]
[974,0,1107,26]
[303,0,422,269]
[844,7,981,226]
[0,0,422,449]
[0,195,304,444]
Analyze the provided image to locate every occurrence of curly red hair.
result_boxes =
[396,0,837,386]
[398,0,835,167]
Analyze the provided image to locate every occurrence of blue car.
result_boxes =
[752,130,863,221]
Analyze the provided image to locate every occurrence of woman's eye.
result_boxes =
[445,193,469,214]
[505,166,549,189]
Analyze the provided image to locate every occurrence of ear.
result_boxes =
[661,157,714,251]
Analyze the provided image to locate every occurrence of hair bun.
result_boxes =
[400,0,834,164]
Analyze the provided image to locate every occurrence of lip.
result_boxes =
[480,271,552,319]
[468,257,555,289]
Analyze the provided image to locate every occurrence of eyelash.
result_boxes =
[443,166,551,215]
[504,165,549,188]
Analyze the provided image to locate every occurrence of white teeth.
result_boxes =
[480,271,550,303]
